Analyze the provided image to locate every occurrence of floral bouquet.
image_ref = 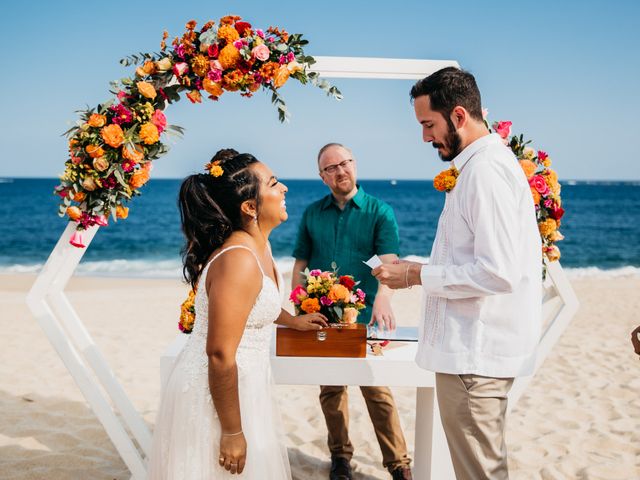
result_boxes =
[55,15,341,248]
[490,119,565,264]
[290,266,366,324]
[179,287,197,334]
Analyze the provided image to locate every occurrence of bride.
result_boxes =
[147,150,328,479]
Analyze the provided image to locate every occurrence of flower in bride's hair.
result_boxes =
[205,160,224,177]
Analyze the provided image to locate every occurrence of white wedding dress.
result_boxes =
[147,245,291,479]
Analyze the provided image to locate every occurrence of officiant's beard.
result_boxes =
[433,118,462,162]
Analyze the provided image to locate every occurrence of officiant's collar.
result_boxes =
[452,133,502,172]
[322,185,364,210]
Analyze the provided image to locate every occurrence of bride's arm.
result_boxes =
[205,249,262,472]
[275,308,328,330]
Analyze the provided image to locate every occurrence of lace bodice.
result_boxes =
[180,246,283,386]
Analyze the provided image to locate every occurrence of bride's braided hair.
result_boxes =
[178,150,262,289]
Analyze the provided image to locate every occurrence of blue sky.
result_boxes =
[1,0,638,180]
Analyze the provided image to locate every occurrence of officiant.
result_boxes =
[291,143,413,480]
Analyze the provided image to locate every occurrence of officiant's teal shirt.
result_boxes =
[292,186,400,324]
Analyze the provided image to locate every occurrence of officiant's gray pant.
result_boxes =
[319,385,411,472]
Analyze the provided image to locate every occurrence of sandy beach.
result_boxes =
[1,272,639,479]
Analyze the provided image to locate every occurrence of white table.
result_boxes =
[161,335,455,479]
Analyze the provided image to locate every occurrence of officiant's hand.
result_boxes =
[219,432,246,474]
[293,312,329,330]
[370,294,396,330]
[373,262,422,289]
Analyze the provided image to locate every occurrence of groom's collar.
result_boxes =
[452,133,501,171]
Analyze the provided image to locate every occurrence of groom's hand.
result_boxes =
[373,262,421,289]
[370,295,396,330]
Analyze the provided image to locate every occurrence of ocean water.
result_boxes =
[1,178,639,278]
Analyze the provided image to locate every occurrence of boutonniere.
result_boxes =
[433,165,459,192]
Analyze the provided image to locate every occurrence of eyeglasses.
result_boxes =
[320,158,353,175]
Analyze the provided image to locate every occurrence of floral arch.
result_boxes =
[25,15,577,480]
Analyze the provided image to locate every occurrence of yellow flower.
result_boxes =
[301,297,321,314]
[218,44,241,70]
[191,54,209,77]
[139,123,159,145]
[137,81,157,99]
[218,24,240,44]
[538,218,557,237]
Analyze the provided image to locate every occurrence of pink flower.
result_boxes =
[309,269,322,277]
[320,296,334,306]
[256,29,265,39]
[289,285,307,305]
[208,44,219,58]
[278,54,287,65]
[175,44,187,59]
[116,91,132,102]
[151,110,167,134]
[207,69,222,82]
[286,52,295,62]
[350,294,358,303]
[538,150,548,161]
[121,159,136,172]
[251,44,270,62]
[173,62,189,77]
[529,175,550,196]
[69,231,86,248]
[355,288,366,301]
[544,198,553,208]
[492,121,512,140]
[233,40,244,49]
[94,215,108,227]
[110,104,133,125]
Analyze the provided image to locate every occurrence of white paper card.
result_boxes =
[363,255,383,269]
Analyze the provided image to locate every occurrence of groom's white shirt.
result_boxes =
[416,133,542,378]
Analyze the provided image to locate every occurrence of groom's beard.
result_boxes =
[433,117,462,162]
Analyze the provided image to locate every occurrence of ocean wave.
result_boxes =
[1,257,639,279]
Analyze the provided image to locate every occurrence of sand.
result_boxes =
[1,272,639,479]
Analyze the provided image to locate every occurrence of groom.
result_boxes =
[374,67,541,479]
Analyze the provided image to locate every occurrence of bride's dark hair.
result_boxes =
[178,150,261,289]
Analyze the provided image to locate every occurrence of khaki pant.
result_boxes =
[436,373,514,480]
[319,385,411,472]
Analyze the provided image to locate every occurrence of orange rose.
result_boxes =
[273,65,290,88]
[203,78,224,97]
[218,44,241,70]
[328,284,351,303]
[519,159,537,179]
[142,60,157,75]
[72,191,86,203]
[116,205,129,219]
[92,157,109,172]
[101,124,125,148]
[137,81,157,99]
[129,168,150,189]
[66,206,82,221]
[139,123,159,145]
[122,144,144,163]
[300,297,321,314]
[86,144,105,158]
[530,187,541,205]
[87,113,107,128]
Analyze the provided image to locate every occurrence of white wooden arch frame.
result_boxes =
[26,56,579,479]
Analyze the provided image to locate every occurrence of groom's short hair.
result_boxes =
[317,143,354,164]
[410,67,484,122]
